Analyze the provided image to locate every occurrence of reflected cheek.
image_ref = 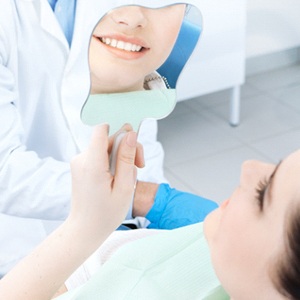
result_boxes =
[152,33,179,65]
[148,47,171,71]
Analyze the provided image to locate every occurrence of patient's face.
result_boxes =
[89,5,185,94]
[204,149,300,299]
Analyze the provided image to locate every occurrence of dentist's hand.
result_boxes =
[146,184,218,229]
[133,182,218,230]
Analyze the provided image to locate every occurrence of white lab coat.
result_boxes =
[0,0,167,276]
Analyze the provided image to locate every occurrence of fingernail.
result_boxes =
[126,132,137,147]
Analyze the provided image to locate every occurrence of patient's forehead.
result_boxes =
[286,149,300,162]
[272,149,300,210]
[278,149,300,181]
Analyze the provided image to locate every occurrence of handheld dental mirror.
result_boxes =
[81,4,202,175]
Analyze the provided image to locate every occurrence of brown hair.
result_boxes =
[275,204,300,299]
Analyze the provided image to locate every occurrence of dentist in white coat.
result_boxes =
[0,0,167,276]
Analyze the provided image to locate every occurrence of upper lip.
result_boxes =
[94,34,150,51]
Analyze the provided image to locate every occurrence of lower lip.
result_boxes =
[95,37,148,60]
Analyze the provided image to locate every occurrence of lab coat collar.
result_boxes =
[38,0,70,51]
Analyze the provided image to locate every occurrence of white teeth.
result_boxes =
[116,41,125,49]
[124,42,132,51]
[111,39,117,47]
[100,37,143,52]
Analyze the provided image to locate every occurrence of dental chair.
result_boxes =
[158,19,241,126]
[158,20,201,89]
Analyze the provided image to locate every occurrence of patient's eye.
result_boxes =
[255,179,268,211]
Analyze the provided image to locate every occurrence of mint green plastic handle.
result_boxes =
[81,89,176,135]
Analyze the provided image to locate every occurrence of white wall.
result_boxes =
[177,0,246,100]
[246,0,300,58]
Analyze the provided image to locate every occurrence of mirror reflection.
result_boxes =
[81,4,202,134]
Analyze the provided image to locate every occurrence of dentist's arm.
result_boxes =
[133,182,218,229]
[0,124,139,300]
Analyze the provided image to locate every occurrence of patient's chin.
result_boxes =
[203,208,221,243]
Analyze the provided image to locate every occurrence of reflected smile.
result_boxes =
[99,37,146,52]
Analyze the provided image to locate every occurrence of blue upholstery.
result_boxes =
[157,20,202,88]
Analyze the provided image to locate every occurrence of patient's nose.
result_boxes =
[240,160,276,187]
[110,6,148,29]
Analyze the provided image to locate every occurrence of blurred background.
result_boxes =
[158,0,300,205]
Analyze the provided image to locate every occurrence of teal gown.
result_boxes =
[55,223,229,300]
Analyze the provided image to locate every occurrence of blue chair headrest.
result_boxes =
[157,20,202,88]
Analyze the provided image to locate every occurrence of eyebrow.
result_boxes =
[265,160,283,208]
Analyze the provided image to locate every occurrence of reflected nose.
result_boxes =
[110,6,148,29]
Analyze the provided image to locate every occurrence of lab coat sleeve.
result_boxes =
[0,25,71,221]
